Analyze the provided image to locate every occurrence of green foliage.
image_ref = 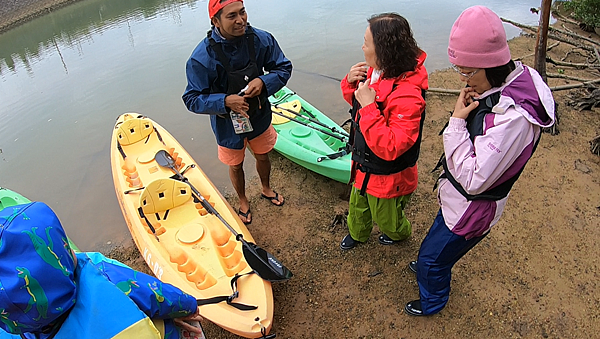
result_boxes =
[563,0,600,28]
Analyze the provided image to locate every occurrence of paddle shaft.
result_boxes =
[275,104,349,137]
[271,110,348,142]
[172,170,241,238]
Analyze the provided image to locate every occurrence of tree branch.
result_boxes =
[501,17,596,52]
[547,73,596,82]
[550,78,600,91]
[427,88,461,95]
[548,32,596,51]
[549,26,600,47]
[516,42,560,61]
[552,11,580,26]
[501,17,537,31]
[428,78,600,95]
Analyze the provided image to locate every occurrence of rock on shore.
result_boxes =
[0,0,81,33]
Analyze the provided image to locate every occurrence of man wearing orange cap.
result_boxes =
[183,0,292,225]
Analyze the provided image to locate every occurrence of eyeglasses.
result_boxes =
[451,64,480,79]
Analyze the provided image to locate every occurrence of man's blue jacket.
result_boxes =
[182,26,292,149]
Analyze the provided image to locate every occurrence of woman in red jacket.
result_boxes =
[339,13,428,250]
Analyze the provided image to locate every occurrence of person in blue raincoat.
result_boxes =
[0,202,203,339]
[182,0,292,225]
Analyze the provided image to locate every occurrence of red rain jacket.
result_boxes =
[341,52,428,199]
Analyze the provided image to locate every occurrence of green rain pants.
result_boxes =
[347,186,412,242]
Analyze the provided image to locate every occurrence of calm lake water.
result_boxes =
[0,0,543,249]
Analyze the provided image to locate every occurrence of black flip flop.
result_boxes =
[238,208,252,225]
[261,191,285,207]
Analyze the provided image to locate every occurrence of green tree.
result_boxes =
[563,0,600,30]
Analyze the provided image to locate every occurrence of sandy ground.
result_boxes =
[3,3,600,339]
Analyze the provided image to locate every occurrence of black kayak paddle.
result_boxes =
[154,150,293,283]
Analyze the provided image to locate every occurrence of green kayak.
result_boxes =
[269,86,351,184]
[0,187,80,252]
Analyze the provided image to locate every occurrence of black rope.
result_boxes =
[196,272,258,311]
[138,207,159,242]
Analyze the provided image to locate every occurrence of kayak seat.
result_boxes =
[140,178,220,289]
[138,178,191,236]
[139,178,191,216]
[115,114,155,146]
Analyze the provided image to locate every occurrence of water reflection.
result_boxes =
[0,0,198,75]
[0,0,543,249]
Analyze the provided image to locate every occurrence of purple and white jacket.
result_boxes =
[438,62,555,239]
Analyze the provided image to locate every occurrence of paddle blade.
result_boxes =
[242,242,293,282]
[154,150,175,169]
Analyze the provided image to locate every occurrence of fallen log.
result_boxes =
[550,26,600,47]
[429,78,600,94]
[502,16,600,47]
[551,78,600,91]
[546,56,600,68]
[569,88,600,110]
[548,32,596,51]
[552,12,580,26]
[547,73,596,82]
[501,17,596,52]
[427,88,461,95]
[515,42,560,61]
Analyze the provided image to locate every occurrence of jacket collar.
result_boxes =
[210,26,252,44]
[371,51,427,102]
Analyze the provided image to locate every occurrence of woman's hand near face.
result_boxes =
[354,81,376,107]
[347,62,368,84]
[452,87,480,119]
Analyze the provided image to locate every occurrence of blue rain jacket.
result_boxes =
[182,26,292,149]
[0,203,198,339]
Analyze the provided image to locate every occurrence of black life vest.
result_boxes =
[207,26,267,115]
[349,88,426,195]
[433,92,539,201]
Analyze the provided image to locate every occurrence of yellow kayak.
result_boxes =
[110,113,274,338]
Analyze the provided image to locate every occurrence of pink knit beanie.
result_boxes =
[448,6,511,68]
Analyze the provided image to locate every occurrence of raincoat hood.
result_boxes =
[484,62,555,128]
[0,202,76,335]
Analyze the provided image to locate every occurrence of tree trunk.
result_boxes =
[534,0,553,82]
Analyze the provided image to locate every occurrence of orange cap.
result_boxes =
[209,0,243,19]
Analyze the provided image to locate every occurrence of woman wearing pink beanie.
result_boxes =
[404,6,555,316]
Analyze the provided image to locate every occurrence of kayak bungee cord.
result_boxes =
[270,110,348,143]
[274,104,349,137]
